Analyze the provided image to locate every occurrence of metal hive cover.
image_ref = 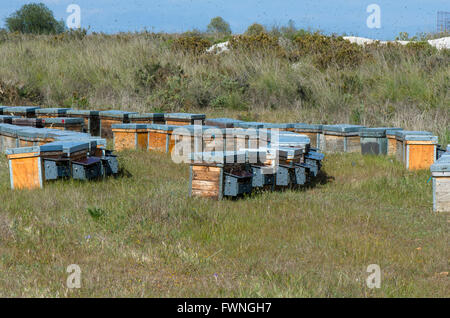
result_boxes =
[190,151,246,164]
[164,113,206,120]
[430,156,450,172]
[66,109,100,116]
[129,113,165,119]
[172,125,222,136]
[42,117,83,124]
[260,123,294,129]
[4,106,40,113]
[233,122,266,129]
[360,128,387,137]
[205,118,244,128]
[36,108,71,114]
[403,135,438,142]
[0,124,28,135]
[5,146,40,155]
[146,124,181,131]
[394,130,432,138]
[111,123,148,130]
[385,128,403,135]
[322,124,365,133]
[291,123,323,131]
[17,128,43,138]
[98,110,138,118]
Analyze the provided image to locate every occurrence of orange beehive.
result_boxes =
[111,124,148,151]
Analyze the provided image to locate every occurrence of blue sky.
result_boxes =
[0,0,449,40]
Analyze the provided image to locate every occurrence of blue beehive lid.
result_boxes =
[66,109,100,116]
[98,110,138,118]
[111,123,148,130]
[291,123,323,131]
[52,141,90,154]
[394,130,432,139]
[257,147,303,160]
[322,124,365,134]
[205,118,244,128]
[3,106,40,113]
[129,113,165,119]
[0,124,28,136]
[385,128,403,135]
[305,151,325,161]
[190,151,246,164]
[260,123,294,129]
[403,135,438,142]
[360,128,387,138]
[6,146,41,155]
[16,128,43,138]
[164,113,206,120]
[229,128,259,136]
[430,156,450,173]
[146,124,181,131]
[42,117,84,124]
[233,122,266,129]
[36,108,71,115]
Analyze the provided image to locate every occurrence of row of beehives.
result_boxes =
[0,105,208,139]
[1,123,118,190]
[110,123,324,200]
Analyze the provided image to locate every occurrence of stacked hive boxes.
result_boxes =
[289,124,323,149]
[3,106,40,118]
[35,107,70,118]
[98,110,138,139]
[129,113,165,124]
[320,124,365,153]
[65,110,100,136]
[164,113,205,126]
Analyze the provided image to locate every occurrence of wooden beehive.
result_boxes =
[0,115,20,124]
[394,131,432,163]
[0,124,24,153]
[11,117,44,128]
[35,107,71,118]
[6,144,63,189]
[3,106,40,118]
[111,123,148,151]
[41,117,84,131]
[147,124,179,153]
[430,155,450,212]
[164,113,205,126]
[289,124,323,149]
[129,113,165,124]
[320,124,364,153]
[98,110,138,139]
[360,128,387,155]
[386,128,403,156]
[403,135,438,170]
[189,151,251,200]
[66,109,101,136]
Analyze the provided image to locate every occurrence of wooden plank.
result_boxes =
[324,134,345,152]
[191,189,219,199]
[10,157,41,189]
[101,118,123,139]
[137,131,148,150]
[191,179,219,192]
[387,137,396,156]
[407,144,435,170]
[148,131,167,152]
[346,136,361,153]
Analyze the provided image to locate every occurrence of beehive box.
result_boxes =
[147,124,180,153]
[403,134,438,170]
[41,117,84,131]
[129,113,165,124]
[11,117,44,128]
[6,143,63,189]
[204,118,244,129]
[0,115,20,124]
[164,113,205,126]
[66,109,101,136]
[0,106,9,115]
[3,106,40,118]
[17,128,44,147]
[98,110,138,139]
[430,156,450,212]
[360,128,388,155]
[385,128,403,156]
[227,128,260,151]
[35,107,71,118]
[233,122,265,130]
[111,123,149,151]
[289,124,323,149]
[394,131,432,163]
[320,124,364,153]
[0,124,25,152]
[53,135,106,157]
[189,151,251,200]
[243,149,276,189]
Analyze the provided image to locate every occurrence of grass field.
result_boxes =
[0,149,447,297]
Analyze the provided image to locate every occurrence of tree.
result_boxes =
[207,17,231,35]
[5,3,65,34]
[245,23,266,36]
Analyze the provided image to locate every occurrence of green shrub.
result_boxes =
[5,3,65,34]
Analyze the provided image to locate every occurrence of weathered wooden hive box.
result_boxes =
[403,134,438,170]
[146,124,179,153]
[430,155,450,212]
[66,109,100,136]
[111,123,149,151]
[385,128,403,156]
[0,115,20,124]
[189,151,252,200]
[11,117,44,128]
[0,124,25,152]
[289,123,323,149]
[6,143,63,189]
[17,128,45,147]
[129,113,165,124]
[98,110,138,139]
[394,130,432,163]
[3,106,40,118]
[204,118,244,129]
[164,113,206,126]
[35,107,71,118]
[360,128,388,155]
[171,125,224,161]
[41,117,84,131]
[320,124,364,153]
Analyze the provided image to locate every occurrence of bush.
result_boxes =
[5,3,65,34]
[207,17,232,36]
[245,23,266,36]
[229,33,283,54]
[135,61,184,91]
[171,36,211,55]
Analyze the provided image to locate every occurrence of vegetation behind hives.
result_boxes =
[0,26,448,144]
